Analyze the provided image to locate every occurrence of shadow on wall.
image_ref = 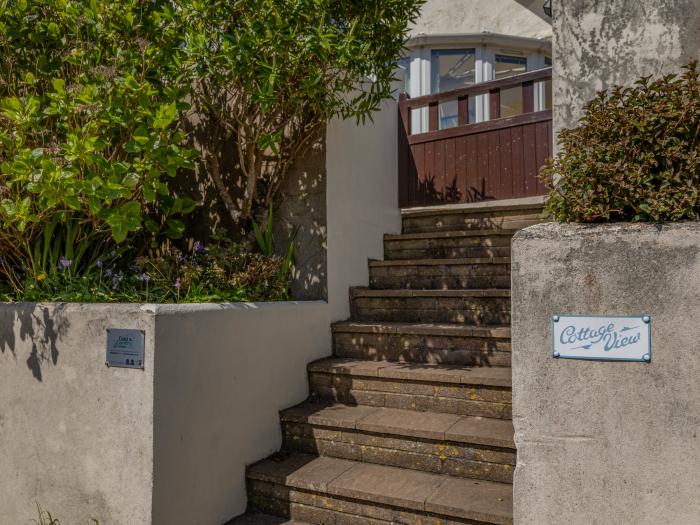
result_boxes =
[171,108,328,301]
[0,304,69,382]
[275,132,328,301]
[417,175,495,206]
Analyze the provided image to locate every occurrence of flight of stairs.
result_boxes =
[232,199,543,525]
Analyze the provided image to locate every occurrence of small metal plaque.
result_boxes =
[106,329,145,369]
[552,315,651,362]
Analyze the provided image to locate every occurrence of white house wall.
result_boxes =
[410,0,552,40]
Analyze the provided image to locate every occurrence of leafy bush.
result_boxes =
[0,0,422,302]
[2,238,293,303]
[179,0,424,226]
[541,62,700,222]
[0,0,197,292]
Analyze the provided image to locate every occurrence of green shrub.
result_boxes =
[0,0,421,302]
[541,62,700,222]
[2,238,292,303]
[0,0,197,292]
[178,0,424,226]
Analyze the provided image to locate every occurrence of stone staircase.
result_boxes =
[232,199,543,525]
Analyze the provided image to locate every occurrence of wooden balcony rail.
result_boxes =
[398,67,553,208]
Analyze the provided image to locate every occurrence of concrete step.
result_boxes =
[247,453,513,525]
[384,229,513,261]
[332,321,511,367]
[308,358,512,419]
[281,402,515,484]
[228,513,308,525]
[401,196,544,234]
[350,288,511,325]
[369,257,511,290]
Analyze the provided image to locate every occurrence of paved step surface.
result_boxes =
[332,321,511,366]
[282,402,515,483]
[228,513,308,525]
[239,200,542,524]
[369,257,511,289]
[351,288,511,325]
[248,453,513,525]
[384,230,514,260]
[401,197,544,234]
[308,358,512,419]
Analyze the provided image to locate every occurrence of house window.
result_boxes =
[401,44,551,132]
[430,49,476,129]
[495,54,527,118]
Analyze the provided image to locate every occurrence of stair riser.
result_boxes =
[384,238,511,261]
[369,264,511,290]
[333,331,511,366]
[248,480,493,525]
[402,213,542,234]
[351,296,511,325]
[309,373,512,419]
[282,422,515,484]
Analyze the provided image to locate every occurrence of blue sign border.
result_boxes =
[551,314,652,363]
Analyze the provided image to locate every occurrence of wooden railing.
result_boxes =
[398,67,553,208]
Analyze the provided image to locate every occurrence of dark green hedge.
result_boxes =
[541,62,700,222]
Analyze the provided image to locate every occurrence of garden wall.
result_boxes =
[511,223,700,524]
[0,62,405,525]
[553,0,700,135]
[0,301,329,525]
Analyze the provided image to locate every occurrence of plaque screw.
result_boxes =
[553,351,560,358]
[552,315,560,322]
[642,316,651,324]
[643,353,651,362]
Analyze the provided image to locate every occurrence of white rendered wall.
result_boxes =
[325,98,402,321]
[410,0,552,39]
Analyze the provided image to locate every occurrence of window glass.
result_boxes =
[495,54,527,118]
[495,54,527,80]
[431,49,476,129]
[431,49,476,92]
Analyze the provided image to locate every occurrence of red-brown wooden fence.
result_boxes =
[398,67,553,208]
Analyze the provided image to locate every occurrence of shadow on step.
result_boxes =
[337,330,506,367]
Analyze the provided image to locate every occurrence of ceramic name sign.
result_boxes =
[551,315,651,362]
[106,328,145,369]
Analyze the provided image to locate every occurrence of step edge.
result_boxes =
[331,321,511,338]
[368,257,511,267]
[247,454,514,524]
[384,229,518,241]
[350,287,512,298]
[308,358,513,387]
[281,403,516,449]
[400,195,546,218]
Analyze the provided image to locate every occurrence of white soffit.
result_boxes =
[406,32,552,53]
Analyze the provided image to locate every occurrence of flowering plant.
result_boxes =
[6,239,292,303]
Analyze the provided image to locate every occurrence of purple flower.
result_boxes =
[138,273,150,283]
[112,271,124,290]
[96,259,103,268]
[58,256,72,269]
[174,277,181,290]
[110,250,116,257]
[104,269,113,278]
[193,241,206,255]
[130,263,140,271]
